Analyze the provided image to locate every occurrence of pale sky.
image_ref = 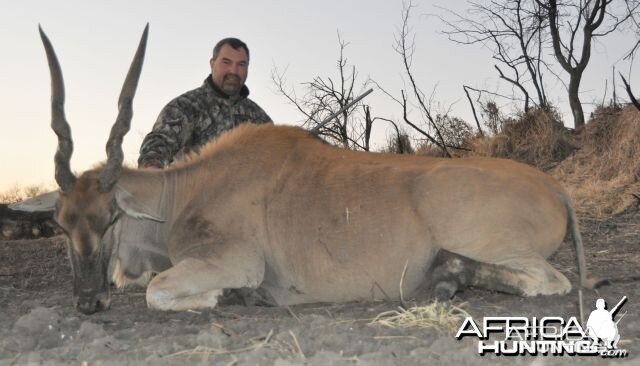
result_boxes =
[0,0,637,192]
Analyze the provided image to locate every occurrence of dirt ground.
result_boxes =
[1,209,639,365]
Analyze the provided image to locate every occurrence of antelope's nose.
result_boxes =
[75,293,110,314]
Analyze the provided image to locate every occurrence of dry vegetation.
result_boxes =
[470,107,576,171]
[0,184,54,204]
[404,104,640,219]
[553,105,640,218]
[4,106,639,220]
[369,301,469,334]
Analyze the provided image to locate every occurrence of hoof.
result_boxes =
[434,280,458,301]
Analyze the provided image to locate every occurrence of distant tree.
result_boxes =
[624,0,640,58]
[620,1,640,111]
[374,0,482,157]
[440,0,552,113]
[538,0,639,128]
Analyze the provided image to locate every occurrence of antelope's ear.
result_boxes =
[114,186,165,223]
[8,191,59,212]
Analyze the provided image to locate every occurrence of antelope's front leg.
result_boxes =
[146,253,264,311]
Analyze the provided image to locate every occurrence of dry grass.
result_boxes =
[415,143,450,157]
[165,328,309,362]
[0,183,54,204]
[369,301,469,334]
[470,107,575,171]
[459,104,640,218]
[382,132,415,154]
[552,105,640,218]
[165,330,274,358]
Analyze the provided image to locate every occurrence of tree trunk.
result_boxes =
[568,72,585,129]
[544,0,604,129]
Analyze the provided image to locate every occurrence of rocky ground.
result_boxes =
[1,209,639,365]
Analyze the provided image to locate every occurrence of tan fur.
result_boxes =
[55,123,586,311]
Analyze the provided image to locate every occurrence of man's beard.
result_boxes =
[221,74,242,95]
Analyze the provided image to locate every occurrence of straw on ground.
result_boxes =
[370,301,469,333]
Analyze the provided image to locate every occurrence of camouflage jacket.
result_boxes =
[138,75,272,167]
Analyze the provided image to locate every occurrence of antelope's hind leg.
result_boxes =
[431,250,571,300]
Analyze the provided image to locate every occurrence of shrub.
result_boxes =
[470,106,576,171]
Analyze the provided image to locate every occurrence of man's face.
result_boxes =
[210,44,249,97]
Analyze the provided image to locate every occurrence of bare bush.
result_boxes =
[272,35,377,151]
[383,132,415,154]
[471,106,575,170]
[433,114,474,150]
[480,101,505,135]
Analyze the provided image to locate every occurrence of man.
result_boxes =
[138,38,272,168]
[586,298,621,349]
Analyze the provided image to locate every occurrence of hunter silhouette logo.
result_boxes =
[455,296,629,358]
[586,296,627,350]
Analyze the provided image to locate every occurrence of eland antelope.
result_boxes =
[15,25,589,314]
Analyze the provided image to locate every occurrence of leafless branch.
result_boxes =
[397,0,451,157]
[620,72,640,110]
[463,85,484,136]
[438,0,550,111]
[272,36,379,151]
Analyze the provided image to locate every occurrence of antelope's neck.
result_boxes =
[119,169,176,221]
[107,169,176,283]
